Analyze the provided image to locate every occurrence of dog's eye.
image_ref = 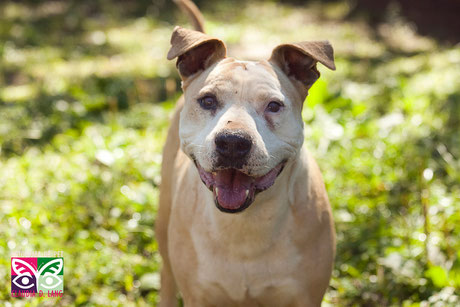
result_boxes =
[198,95,218,110]
[266,101,283,113]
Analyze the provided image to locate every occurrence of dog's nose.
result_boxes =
[215,132,252,161]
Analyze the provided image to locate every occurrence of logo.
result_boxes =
[11,253,64,298]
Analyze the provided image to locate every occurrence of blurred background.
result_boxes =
[0,0,459,306]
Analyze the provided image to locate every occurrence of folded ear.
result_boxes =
[167,26,227,79]
[269,41,335,95]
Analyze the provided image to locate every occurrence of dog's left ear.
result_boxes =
[269,41,335,97]
[167,26,227,79]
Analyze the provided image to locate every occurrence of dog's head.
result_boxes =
[168,26,335,213]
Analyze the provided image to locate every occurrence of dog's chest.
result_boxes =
[190,215,303,305]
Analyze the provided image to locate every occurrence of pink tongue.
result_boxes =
[215,169,253,210]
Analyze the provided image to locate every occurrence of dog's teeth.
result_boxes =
[215,187,219,196]
[245,189,249,198]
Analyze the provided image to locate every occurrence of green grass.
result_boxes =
[0,1,459,306]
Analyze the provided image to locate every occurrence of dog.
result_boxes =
[156,1,336,306]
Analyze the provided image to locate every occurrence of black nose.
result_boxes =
[215,132,252,161]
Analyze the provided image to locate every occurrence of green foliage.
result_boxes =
[0,1,459,306]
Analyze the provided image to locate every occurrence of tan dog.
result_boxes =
[156,1,336,306]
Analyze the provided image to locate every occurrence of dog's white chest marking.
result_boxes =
[191,197,302,303]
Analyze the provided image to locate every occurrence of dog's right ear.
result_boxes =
[167,26,226,79]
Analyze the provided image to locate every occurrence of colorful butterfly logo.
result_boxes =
[12,258,63,291]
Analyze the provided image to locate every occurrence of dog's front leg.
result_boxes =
[158,261,178,307]
[181,293,204,307]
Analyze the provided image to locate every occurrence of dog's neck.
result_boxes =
[200,149,307,256]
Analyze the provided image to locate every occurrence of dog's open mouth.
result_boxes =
[195,162,285,213]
